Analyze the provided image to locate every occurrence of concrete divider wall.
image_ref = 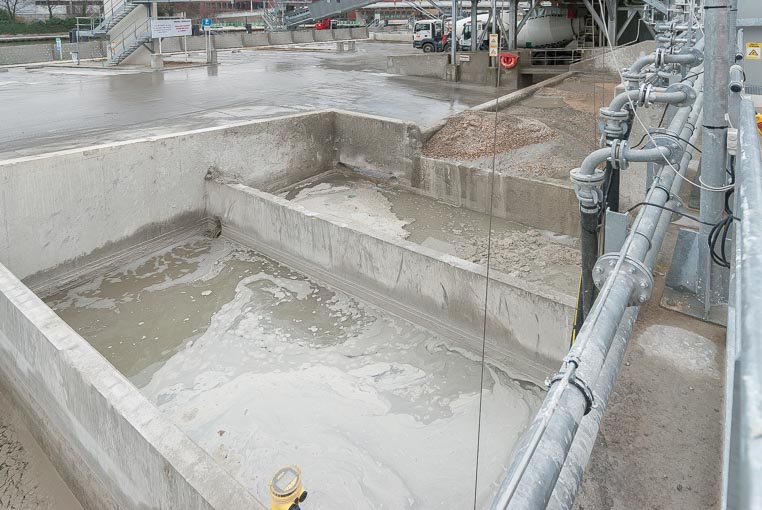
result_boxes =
[242,32,270,47]
[333,28,352,40]
[334,110,421,185]
[369,31,411,42]
[314,29,334,42]
[413,157,580,236]
[207,180,574,375]
[0,40,104,65]
[350,27,369,39]
[293,30,315,43]
[268,31,293,45]
[0,111,334,283]
[185,36,208,51]
[387,53,447,79]
[213,32,244,49]
[0,264,265,510]
[160,37,182,53]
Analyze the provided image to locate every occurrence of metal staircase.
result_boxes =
[92,1,140,35]
[264,0,380,29]
[106,17,151,65]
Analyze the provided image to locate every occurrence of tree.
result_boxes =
[44,0,54,19]
[1,0,22,22]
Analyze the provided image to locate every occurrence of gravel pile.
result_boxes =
[422,111,556,160]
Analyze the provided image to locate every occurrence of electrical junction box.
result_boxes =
[738,0,762,95]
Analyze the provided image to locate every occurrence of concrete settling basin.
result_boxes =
[0,108,581,508]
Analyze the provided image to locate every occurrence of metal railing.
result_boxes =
[724,96,762,510]
[108,16,151,64]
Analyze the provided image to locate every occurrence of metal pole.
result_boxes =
[451,0,457,63]
[490,0,496,66]
[697,0,730,316]
[508,0,516,50]
[470,0,478,51]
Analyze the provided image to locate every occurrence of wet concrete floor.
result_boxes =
[0,42,511,160]
[281,169,581,296]
[45,235,544,509]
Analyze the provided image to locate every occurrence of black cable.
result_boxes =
[625,202,719,225]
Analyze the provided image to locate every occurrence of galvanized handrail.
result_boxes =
[109,17,151,61]
[725,96,762,510]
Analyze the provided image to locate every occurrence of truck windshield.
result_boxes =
[414,23,430,32]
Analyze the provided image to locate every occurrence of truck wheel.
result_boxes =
[443,42,451,52]
[422,43,435,53]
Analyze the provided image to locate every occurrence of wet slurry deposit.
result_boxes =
[45,235,545,509]
[281,170,581,296]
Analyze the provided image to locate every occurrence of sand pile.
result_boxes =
[423,111,556,160]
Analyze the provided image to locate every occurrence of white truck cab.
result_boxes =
[413,19,444,53]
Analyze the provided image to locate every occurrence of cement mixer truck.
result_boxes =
[458,7,577,51]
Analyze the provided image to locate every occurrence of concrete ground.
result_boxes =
[574,200,724,510]
[0,389,83,510]
[0,42,511,160]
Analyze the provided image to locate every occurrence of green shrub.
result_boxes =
[0,16,77,35]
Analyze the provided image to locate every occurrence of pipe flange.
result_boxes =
[609,139,628,170]
[570,167,606,208]
[638,83,654,107]
[600,107,630,138]
[664,82,697,107]
[654,47,667,68]
[643,129,684,166]
[592,254,654,306]
[622,69,645,91]
[678,46,703,65]
[545,372,597,415]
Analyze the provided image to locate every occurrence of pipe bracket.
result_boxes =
[665,82,697,107]
[545,372,597,415]
[592,253,654,306]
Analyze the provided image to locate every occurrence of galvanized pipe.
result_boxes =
[492,70,705,510]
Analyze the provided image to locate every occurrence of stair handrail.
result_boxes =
[109,16,151,62]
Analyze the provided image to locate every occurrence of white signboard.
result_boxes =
[151,19,192,38]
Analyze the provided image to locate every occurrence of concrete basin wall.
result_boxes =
[334,110,422,185]
[387,54,447,79]
[413,156,580,236]
[0,111,334,286]
[206,180,575,377]
[332,111,579,236]
[0,263,265,510]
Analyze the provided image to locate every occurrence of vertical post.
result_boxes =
[470,0,478,52]
[490,0,496,67]
[508,0,516,50]
[75,22,80,65]
[451,0,457,63]
[697,0,730,315]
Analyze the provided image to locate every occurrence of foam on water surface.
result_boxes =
[46,236,543,509]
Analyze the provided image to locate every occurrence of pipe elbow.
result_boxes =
[578,148,611,175]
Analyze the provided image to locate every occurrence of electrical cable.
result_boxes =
[472,25,501,510]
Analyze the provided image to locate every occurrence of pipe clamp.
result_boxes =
[546,372,597,415]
